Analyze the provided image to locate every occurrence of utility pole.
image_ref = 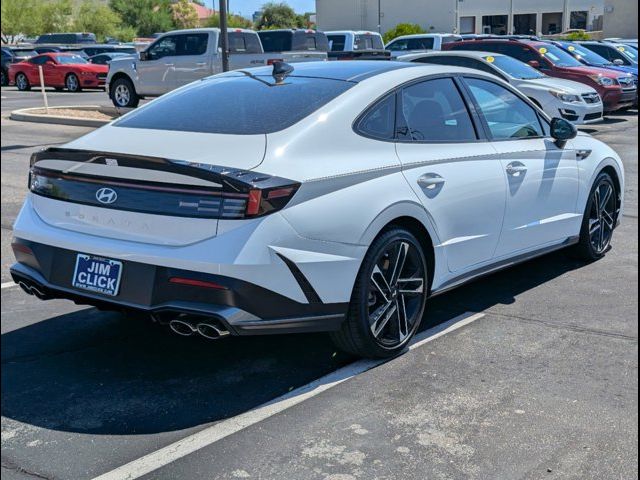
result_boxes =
[219,0,229,72]
[378,0,382,33]
[509,0,514,34]
[454,0,459,34]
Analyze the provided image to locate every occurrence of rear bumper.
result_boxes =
[10,241,348,336]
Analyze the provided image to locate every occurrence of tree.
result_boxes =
[383,23,426,44]
[73,0,123,42]
[110,0,176,37]
[255,2,304,30]
[36,0,73,36]
[204,13,253,29]
[172,0,199,30]
[1,0,41,43]
[564,31,591,41]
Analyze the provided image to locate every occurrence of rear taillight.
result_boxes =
[169,277,227,290]
[245,185,299,217]
[267,58,284,65]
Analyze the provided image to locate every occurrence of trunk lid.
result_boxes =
[29,130,270,246]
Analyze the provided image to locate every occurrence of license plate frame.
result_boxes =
[72,254,123,297]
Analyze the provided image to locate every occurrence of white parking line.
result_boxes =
[92,311,485,480]
[1,281,16,289]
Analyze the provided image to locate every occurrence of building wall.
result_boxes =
[603,0,638,38]
[316,0,604,35]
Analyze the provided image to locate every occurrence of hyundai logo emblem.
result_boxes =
[95,187,118,205]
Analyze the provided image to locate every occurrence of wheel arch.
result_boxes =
[581,157,625,221]
[108,72,136,96]
[359,202,441,295]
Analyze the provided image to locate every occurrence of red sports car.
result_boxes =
[8,53,108,92]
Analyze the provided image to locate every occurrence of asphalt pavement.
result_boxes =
[1,92,637,480]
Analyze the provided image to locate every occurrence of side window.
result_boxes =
[388,39,408,51]
[465,77,544,140]
[356,94,396,140]
[407,38,435,50]
[181,34,208,56]
[399,78,477,142]
[29,56,48,65]
[148,36,178,60]
[228,33,247,53]
[587,44,611,60]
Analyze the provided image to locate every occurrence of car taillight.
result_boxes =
[245,185,299,217]
[267,58,284,65]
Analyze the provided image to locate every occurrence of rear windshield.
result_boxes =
[115,74,354,135]
[355,34,384,50]
[258,31,292,52]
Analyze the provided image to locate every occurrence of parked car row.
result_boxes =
[4,29,637,119]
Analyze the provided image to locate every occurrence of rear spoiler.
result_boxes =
[30,147,297,193]
[29,147,300,219]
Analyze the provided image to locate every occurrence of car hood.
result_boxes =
[74,63,109,73]
[563,65,621,78]
[522,76,597,93]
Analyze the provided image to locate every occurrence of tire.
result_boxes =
[65,73,81,92]
[110,77,139,108]
[572,172,618,261]
[331,228,429,359]
[15,72,30,91]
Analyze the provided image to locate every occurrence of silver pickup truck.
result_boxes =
[106,28,327,108]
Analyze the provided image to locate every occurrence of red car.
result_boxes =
[445,38,637,112]
[8,53,108,92]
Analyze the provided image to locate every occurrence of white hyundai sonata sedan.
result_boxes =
[11,61,625,358]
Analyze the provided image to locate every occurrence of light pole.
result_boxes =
[219,0,229,72]
[378,0,382,34]
[454,0,459,34]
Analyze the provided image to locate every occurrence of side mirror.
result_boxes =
[528,60,541,69]
[613,58,625,66]
[139,51,149,61]
[550,117,577,148]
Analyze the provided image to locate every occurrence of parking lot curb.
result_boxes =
[10,106,112,127]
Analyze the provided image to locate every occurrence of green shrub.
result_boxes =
[383,23,426,44]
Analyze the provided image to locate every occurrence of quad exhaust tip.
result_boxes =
[168,315,230,340]
[18,280,49,300]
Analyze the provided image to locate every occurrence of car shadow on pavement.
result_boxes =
[1,250,588,436]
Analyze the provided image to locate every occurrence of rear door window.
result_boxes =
[181,34,208,56]
[407,38,435,50]
[398,77,477,142]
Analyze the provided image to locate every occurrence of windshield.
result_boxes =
[559,43,612,66]
[55,55,88,64]
[538,44,583,67]
[617,45,638,62]
[487,55,545,79]
[115,74,354,135]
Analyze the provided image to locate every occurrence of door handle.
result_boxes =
[417,173,446,190]
[506,162,527,177]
